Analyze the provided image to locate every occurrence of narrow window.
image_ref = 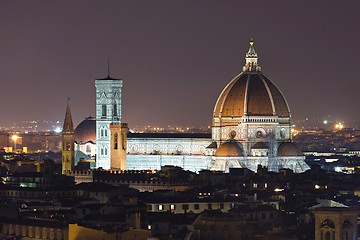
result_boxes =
[86,145,91,153]
[101,148,104,156]
[105,147,107,155]
[66,143,71,151]
[105,129,107,137]
[114,133,118,149]
[102,104,107,116]
[114,104,117,116]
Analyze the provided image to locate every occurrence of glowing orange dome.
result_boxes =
[215,140,244,157]
[277,142,303,156]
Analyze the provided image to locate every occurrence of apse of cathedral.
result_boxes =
[63,40,309,173]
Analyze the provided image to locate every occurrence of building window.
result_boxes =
[86,145,91,153]
[66,143,71,151]
[208,203,212,210]
[114,104,117,116]
[220,203,224,209]
[170,204,176,211]
[104,148,107,156]
[158,205,163,211]
[114,133,118,149]
[105,129,107,137]
[325,231,330,240]
[182,204,189,211]
[102,104,107,116]
[148,205,152,211]
[101,129,104,137]
[101,148,104,156]
[194,204,199,210]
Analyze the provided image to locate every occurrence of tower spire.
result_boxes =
[243,38,261,72]
[63,98,74,132]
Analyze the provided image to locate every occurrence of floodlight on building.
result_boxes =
[54,126,62,133]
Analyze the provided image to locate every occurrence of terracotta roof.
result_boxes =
[215,139,244,157]
[213,72,290,118]
[252,142,268,149]
[277,142,303,156]
[127,133,211,139]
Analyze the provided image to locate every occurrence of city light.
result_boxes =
[54,126,62,133]
[335,122,344,130]
[11,135,19,141]
[323,120,328,124]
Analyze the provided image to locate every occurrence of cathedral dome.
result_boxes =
[215,139,244,157]
[75,116,96,143]
[277,142,303,156]
[213,40,290,119]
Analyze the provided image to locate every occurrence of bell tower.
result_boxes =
[95,67,123,169]
[62,99,75,174]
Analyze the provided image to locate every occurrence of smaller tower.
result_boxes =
[62,99,75,174]
[110,123,128,170]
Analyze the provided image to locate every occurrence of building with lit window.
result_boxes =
[72,40,308,173]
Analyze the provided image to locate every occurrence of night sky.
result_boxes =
[1,1,359,128]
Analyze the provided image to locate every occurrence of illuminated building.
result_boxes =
[61,100,75,174]
[73,40,308,173]
[95,74,124,170]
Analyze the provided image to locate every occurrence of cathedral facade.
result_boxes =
[70,40,309,173]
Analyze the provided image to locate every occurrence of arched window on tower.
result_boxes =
[114,133,118,149]
[325,231,330,240]
[105,147,107,156]
[102,104,107,117]
[114,104,117,116]
[66,143,71,151]
[101,147,104,156]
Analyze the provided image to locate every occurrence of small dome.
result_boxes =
[252,142,268,149]
[277,142,303,156]
[215,140,244,157]
[75,117,96,143]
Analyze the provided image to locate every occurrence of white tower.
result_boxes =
[95,71,122,169]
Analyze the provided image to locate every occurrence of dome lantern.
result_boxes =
[243,38,261,72]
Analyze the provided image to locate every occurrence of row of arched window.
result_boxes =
[101,104,119,117]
